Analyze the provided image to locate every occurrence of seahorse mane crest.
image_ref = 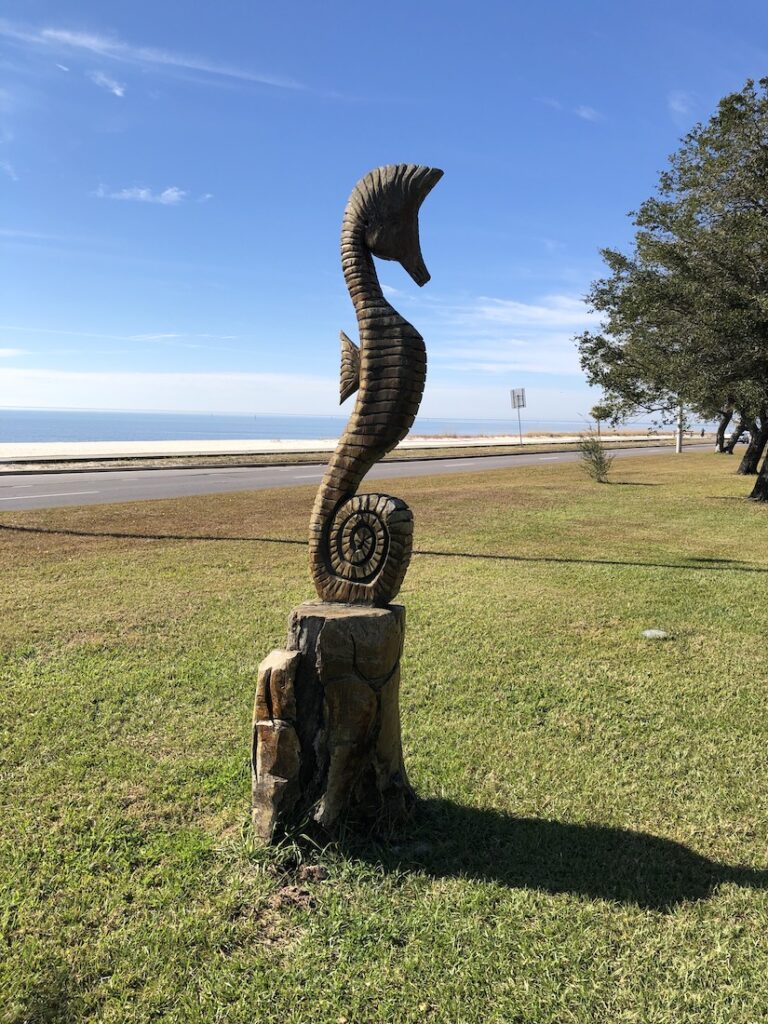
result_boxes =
[347,164,443,220]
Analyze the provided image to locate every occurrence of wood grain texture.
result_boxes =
[252,602,413,839]
[309,164,443,606]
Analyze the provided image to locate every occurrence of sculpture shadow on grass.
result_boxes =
[344,800,768,913]
[12,965,84,1024]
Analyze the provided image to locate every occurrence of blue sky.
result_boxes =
[1,1,766,422]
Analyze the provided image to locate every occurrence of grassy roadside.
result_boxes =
[1,451,767,1023]
[0,436,680,474]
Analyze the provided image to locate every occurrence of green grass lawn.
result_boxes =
[2,451,768,1023]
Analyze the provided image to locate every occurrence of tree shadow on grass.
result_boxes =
[345,800,768,913]
[688,556,742,564]
[710,495,758,502]
[2,523,767,574]
[413,547,768,574]
[0,522,307,546]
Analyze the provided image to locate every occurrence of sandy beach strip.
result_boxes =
[0,433,674,463]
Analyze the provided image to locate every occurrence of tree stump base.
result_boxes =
[252,601,414,842]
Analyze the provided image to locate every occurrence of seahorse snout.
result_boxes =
[401,251,431,287]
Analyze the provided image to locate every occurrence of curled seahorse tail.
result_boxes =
[309,489,413,606]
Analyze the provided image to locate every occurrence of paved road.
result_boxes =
[0,444,708,511]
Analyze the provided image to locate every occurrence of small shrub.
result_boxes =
[578,433,614,483]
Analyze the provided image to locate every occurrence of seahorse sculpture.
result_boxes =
[309,164,443,606]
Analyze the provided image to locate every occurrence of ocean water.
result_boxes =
[0,409,605,444]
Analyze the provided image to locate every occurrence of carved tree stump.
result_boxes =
[252,601,414,841]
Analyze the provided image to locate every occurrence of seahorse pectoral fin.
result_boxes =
[339,330,360,404]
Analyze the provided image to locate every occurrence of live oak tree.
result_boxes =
[576,78,768,498]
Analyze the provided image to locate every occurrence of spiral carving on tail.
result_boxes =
[308,164,443,606]
[315,493,413,605]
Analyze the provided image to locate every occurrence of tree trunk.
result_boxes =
[714,409,733,452]
[750,451,768,501]
[252,601,414,841]
[738,418,768,475]
[724,417,749,454]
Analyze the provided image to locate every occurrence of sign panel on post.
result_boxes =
[510,387,526,445]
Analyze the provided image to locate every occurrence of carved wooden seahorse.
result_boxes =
[309,164,443,606]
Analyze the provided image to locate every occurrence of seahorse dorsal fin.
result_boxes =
[339,330,360,404]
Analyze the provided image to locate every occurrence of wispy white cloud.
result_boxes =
[88,69,125,97]
[0,227,66,241]
[128,331,236,341]
[95,184,188,205]
[0,159,18,181]
[574,105,602,122]
[418,292,600,376]
[127,333,182,341]
[540,237,565,253]
[381,284,406,298]
[668,90,694,121]
[538,97,604,122]
[0,347,27,357]
[0,19,306,92]
[55,62,69,71]
[0,324,237,346]
[459,294,597,330]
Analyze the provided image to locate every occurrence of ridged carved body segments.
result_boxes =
[308,165,440,606]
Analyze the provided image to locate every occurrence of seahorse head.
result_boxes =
[348,163,443,286]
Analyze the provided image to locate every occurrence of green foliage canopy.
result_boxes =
[577,78,768,425]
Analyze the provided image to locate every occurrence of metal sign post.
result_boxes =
[510,388,526,445]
